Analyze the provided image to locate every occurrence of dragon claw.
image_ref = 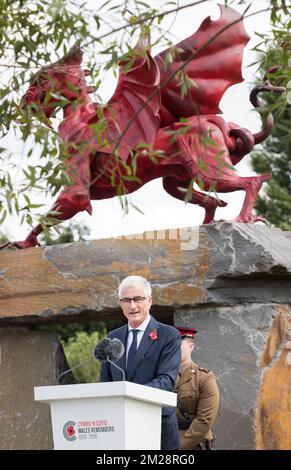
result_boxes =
[0,237,40,250]
[0,241,24,250]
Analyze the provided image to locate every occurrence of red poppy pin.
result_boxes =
[149,328,158,341]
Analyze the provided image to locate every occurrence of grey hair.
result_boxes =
[118,275,152,298]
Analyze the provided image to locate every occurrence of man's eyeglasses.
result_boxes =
[119,296,148,305]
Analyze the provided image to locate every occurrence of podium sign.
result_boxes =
[34,381,177,450]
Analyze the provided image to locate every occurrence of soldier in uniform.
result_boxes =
[175,326,220,450]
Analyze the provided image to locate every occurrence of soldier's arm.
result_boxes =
[180,373,220,450]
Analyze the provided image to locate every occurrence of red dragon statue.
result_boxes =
[1,5,284,249]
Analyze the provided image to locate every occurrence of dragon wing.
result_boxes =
[155,5,250,126]
[98,34,161,161]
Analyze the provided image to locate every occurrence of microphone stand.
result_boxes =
[56,357,93,385]
[107,358,126,381]
[56,341,126,385]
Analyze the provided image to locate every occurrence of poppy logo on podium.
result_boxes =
[63,421,77,441]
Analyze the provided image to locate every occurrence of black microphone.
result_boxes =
[56,338,111,385]
[106,338,125,362]
[93,338,112,363]
[94,337,126,381]
[56,337,126,385]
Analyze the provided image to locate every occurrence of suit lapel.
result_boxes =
[127,317,158,380]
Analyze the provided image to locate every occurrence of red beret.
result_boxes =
[175,326,197,338]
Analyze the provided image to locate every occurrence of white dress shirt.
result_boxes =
[126,315,151,363]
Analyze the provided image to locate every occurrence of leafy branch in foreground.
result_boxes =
[251,21,291,230]
[0,0,289,233]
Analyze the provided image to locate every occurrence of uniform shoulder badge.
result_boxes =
[197,365,211,373]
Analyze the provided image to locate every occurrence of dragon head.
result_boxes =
[20,42,90,122]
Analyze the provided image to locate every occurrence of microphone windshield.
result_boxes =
[93,338,111,362]
[106,338,125,362]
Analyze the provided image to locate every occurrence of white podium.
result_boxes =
[34,381,177,450]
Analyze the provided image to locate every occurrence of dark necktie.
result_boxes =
[127,329,139,372]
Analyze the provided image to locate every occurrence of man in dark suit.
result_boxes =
[99,275,181,450]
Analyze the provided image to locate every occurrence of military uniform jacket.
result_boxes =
[175,361,220,450]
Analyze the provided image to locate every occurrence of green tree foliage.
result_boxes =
[62,327,107,383]
[0,0,186,230]
[37,321,121,383]
[251,103,291,230]
[39,319,108,342]
[251,15,291,230]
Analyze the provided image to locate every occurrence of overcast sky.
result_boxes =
[2,0,272,242]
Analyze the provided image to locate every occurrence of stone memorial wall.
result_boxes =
[0,224,290,449]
